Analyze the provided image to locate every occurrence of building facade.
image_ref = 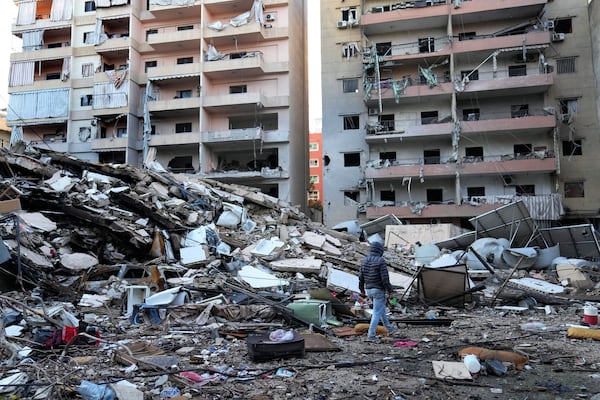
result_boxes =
[321,0,600,228]
[7,0,308,206]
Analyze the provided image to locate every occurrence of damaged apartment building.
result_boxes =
[320,0,600,229]
[6,0,308,206]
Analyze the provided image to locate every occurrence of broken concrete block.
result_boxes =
[17,212,57,232]
[60,252,99,271]
[180,246,208,266]
[321,241,342,256]
[556,263,594,289]
[237,265,289,289]
[249,238,285,259]
[301,231,326,249]
[269,258,323,274]
[325,234,341,247]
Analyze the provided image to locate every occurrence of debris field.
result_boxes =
[0,146,599,400]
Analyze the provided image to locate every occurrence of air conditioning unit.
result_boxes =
[368,108,379,116]
[337,20,348,28]
[544,20,555,30]
[552,32,565,42]
[265,13,276,22]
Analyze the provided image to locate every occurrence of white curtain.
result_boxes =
[61,58,71,81]
[10,126,24,145]
[149,0,196,5]
[93,81,129,109]
[96,0,111,7]
[111,0,128,5]
[82,63,95,77]
[22,30,44,51]
[94,19,108,45]
[50,0,73,21]
[7,89,69,121]
[9,62,35,87]
[16,1,36,25]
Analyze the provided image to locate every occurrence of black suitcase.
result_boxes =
[246,332,305,362]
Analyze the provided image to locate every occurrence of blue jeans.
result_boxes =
[366,288,394,338]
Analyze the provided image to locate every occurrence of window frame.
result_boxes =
[343,152,361,167]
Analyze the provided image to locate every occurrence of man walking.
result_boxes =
[358,241,397,342]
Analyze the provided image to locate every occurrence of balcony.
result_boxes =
[365,153,556,180]
[95,35,131,54]
[202,92,288,113]
[365,193,557,221]
[11,45,71,63]
[202,128,289,145]
[204,23,288,47]
[203,52,288,79]
[146,62,201,81]
[451,0,547,25]
[453,31,550,57]
[203,168,288,180]
[146,0,201,20]
[460,113,556,137]
[90,136,128,151]
[366,119,453,142]
[148,96,200,113]
[365,80,453,107]
[456,69,553,99]
[148,132,199,146]
[147,26,201,52]
[362,1,450,34]
[12,18,71,34]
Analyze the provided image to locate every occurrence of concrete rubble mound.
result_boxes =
[0,147,599,399]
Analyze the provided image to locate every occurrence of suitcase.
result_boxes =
[246,332,305,362]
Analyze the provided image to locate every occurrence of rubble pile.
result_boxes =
[0,146,599,400]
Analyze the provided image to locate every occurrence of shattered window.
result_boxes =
[344,191,359,203]
[376,42,391,57]
[308,191,319,201]
[418,37,435,53]
[421,111,438,125]
[343,115,359,130]
[341,7,358,23]
[380,151,396,162]
[230,85,247,94]
[562,140,582,156]
[462,108,480,121]
[511,104,529,118]
[343,79,358,93]
[426,188,443,203]
[467,187,485,200]
[379,114,395,131]
[85,1,96,12]
[554,18,573,34]
[177,25,193,31]
[516,185,535,196]
[514,143,532,157]
[424,149,440,165]
[461,70,478,80]
[177,57,193,65]
[508,65,527,77]
[343,153,360,167]
[309,175,319,184]
[80,94,93,106]
[458,32,476,41]
[175,123,192,133]
[176,90,192,98]
[559,98,579,114]
[380,190,395,202]
[309,143,318,151]
[564,181,584,198]
[309,159,319,167]
[144,60,157,72]
[557,57,576,74]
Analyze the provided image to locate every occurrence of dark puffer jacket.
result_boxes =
[358,241,393,294]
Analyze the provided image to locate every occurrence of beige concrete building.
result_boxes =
[7,0,308,206]
[320,0,600,228]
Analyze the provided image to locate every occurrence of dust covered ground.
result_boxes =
[13,297,598,400]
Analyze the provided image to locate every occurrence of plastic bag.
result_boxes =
[77,381,115,400]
